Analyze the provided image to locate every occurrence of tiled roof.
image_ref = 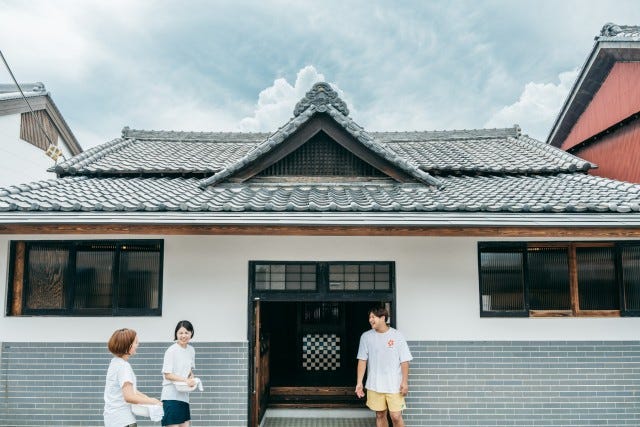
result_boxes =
[51,136,261,176]
[0,81,634,219]
[1,173,638,213]
[384,133,592,175]
[50,126,594,177]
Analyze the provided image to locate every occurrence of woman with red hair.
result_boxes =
[103,328,161,427]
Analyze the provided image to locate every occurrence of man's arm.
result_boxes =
[355,359,367,398]
[400,361,409,396]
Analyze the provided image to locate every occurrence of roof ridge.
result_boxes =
[0,82,46,94]
[117,126,521,142]
[122,127,270,140]
[597,23,640,40]
[372,126,521,142]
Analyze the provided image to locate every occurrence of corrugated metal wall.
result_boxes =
[562,62,640,151]
[573,119,640,183]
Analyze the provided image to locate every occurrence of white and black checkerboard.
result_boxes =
[302,333,341,371]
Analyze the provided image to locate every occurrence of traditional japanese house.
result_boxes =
[1,83,639,426]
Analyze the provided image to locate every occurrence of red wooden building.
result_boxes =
[547,23,640,183]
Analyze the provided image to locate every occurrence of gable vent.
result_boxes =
[257,131,385,177]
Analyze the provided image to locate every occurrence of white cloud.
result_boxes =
[238,66,347,132]
[0,1,154,83]
[484,69,579,141]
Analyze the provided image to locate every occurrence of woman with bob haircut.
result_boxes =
[161,320,196,427]
[103,328,161,427]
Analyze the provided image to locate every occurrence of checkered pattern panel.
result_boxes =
[302,333,341,371]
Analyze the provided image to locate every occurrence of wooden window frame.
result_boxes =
[479,241,639,318]
[6,239,163,317]
[249,261,395,301]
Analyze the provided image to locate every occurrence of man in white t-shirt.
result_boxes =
[355,306,412,427]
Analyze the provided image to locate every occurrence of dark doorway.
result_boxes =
[264,301,371,387]
[248,260,396,425]
[259,301,378,408]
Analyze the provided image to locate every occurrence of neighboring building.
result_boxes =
[1,83,640,427]
[0,82,82,188]
[547,23,640,183]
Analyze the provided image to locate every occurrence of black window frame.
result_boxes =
[478,241,640,318]
[6,239,163,317]
[249,261,395,301]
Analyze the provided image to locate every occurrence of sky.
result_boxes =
[2,0,640,149]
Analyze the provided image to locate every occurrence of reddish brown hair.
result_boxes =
[108,328,137,357]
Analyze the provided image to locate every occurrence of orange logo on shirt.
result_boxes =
[387,339,395,347]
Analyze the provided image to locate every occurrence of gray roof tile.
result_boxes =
[50,124,594,178]
[1,174,639,214]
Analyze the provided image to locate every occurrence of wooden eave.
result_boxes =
[229,113,415,183]
[2,222,640,237]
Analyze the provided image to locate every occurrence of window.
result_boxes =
[251,261,394,295]
[329,263,390,291]
[254,263,317,290]
[8,240,163,316]
[478,242,640,317]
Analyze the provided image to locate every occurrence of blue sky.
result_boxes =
[2,0,640,148]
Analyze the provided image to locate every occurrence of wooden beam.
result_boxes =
[11,241,25,316]
[568,245,580,314]
[3,223,640,237]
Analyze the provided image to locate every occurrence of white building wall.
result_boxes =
[0,115,58,188]
[1,234,639,344]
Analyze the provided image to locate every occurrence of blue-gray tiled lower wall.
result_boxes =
[405,341,640,426]
[1,341,639,426]
[0,341,247,427]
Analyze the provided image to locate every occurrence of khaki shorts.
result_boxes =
[366,389,406,412]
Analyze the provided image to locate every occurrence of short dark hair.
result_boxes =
[108,328,137,357]
[369,306,389,321]
[174,320,195,340]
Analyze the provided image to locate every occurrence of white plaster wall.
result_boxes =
[0,115,57,188]
[1,234,639,343]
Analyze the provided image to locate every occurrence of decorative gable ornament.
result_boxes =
[45,143,63,161]
[293,82,349,117]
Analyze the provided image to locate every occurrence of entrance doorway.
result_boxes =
[251,300,392,425]
[248,260,396,426]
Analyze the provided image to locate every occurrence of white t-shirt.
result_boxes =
[161,343,196,402]
[103,357,136,427]
[357,327,413,394]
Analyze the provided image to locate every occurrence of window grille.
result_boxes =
[257,132,385,177]
[479,242,638,317]
[8,240,162,316]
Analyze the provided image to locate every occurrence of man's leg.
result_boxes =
[389,410,405,427]
[375,410,389,427]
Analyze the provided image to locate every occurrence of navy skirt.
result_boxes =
[161,400,190,425]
